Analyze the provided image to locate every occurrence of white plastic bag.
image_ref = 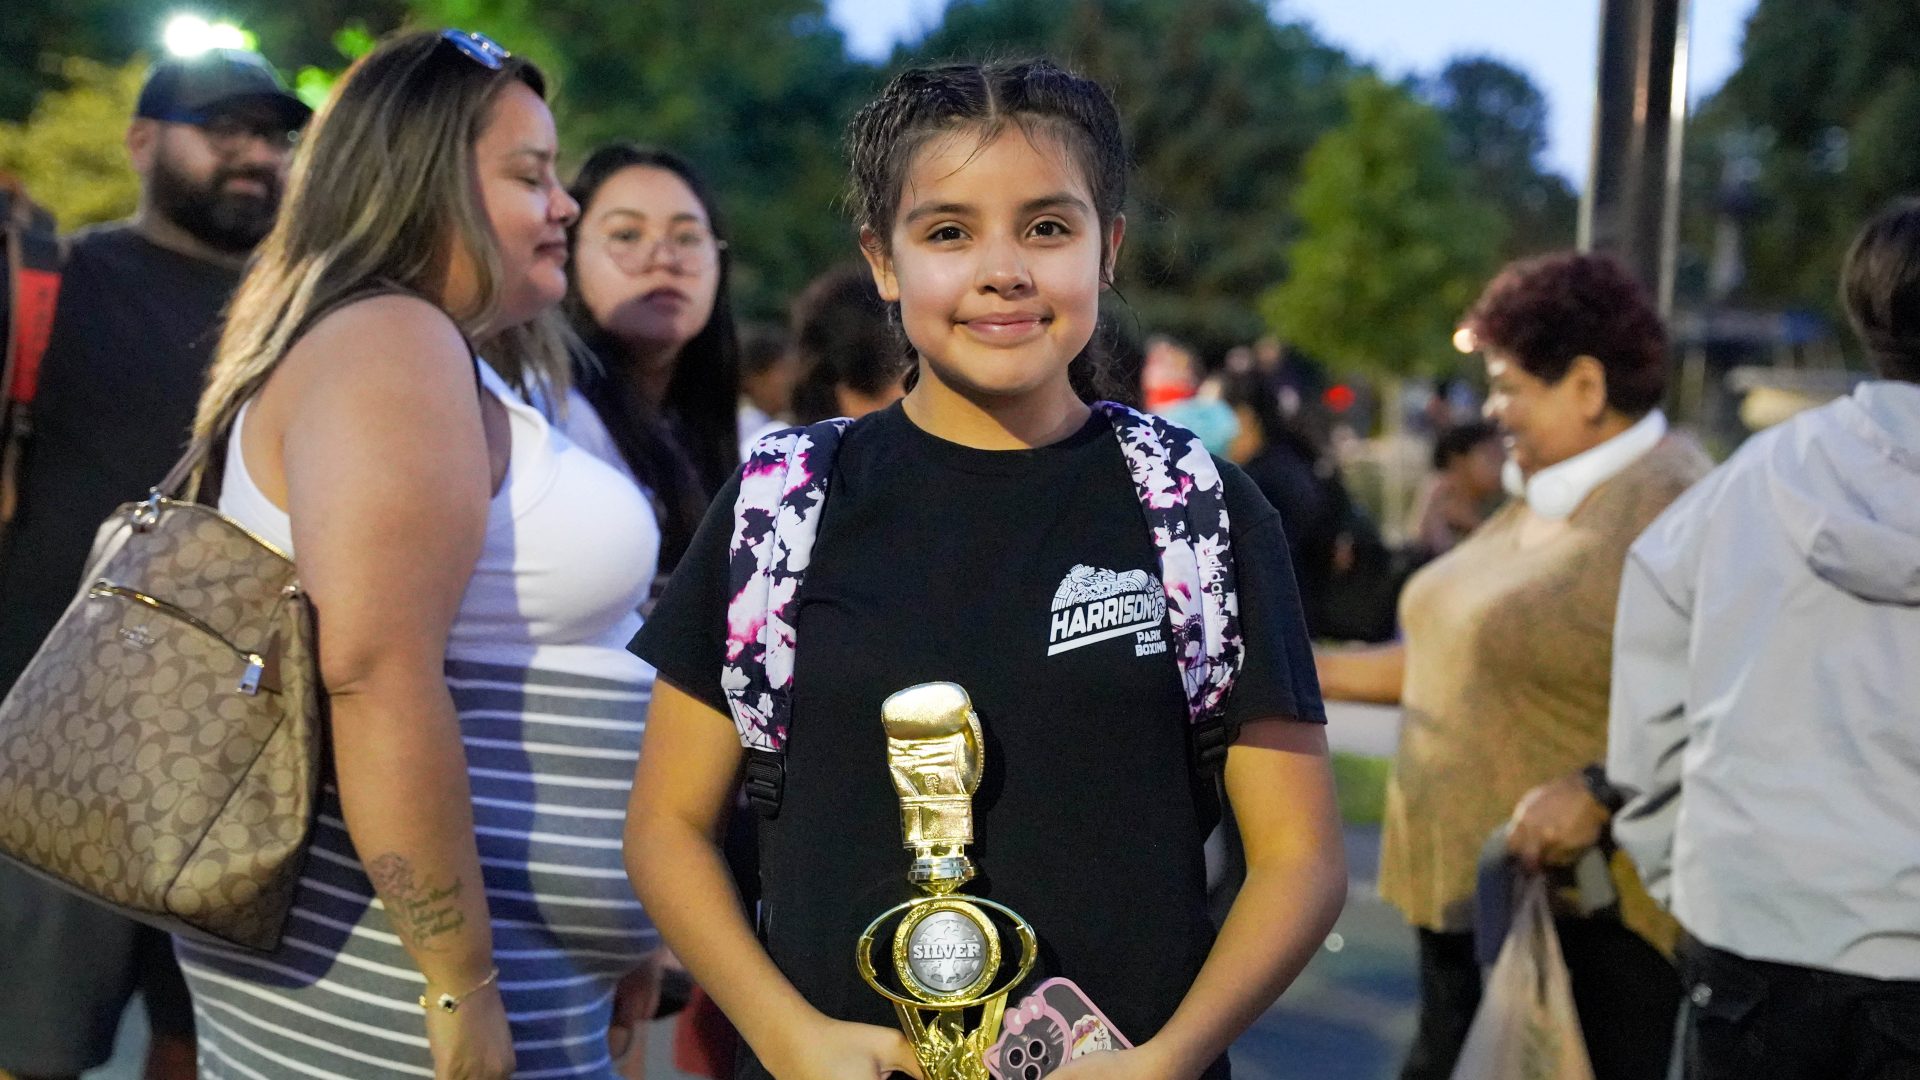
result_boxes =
[1449,876,1596,1080]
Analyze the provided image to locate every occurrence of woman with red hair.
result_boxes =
[1319,252,1709,1080]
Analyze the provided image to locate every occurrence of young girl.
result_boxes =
[625,61,1345,1080]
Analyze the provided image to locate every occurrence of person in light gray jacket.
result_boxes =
[1607,199,1920,1080]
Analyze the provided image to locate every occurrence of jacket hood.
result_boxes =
[1766,381,1920,604]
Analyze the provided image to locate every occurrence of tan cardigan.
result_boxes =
[1378,436,1709,949]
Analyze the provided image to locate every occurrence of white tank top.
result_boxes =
[220,360,660,679]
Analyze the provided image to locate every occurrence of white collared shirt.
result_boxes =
[1502,409,1669,519]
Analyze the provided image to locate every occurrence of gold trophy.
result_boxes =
[856,683,1038,1080]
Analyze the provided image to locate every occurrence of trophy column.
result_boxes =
[856,682,1037,1080]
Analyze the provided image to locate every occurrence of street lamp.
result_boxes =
[162,14,251,57]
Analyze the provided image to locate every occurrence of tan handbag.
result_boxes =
[0,439,323,951]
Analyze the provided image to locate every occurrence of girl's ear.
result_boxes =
[860,226,900,303]
[1101,214,1127,291]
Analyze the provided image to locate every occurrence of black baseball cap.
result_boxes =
[135,48,312,130]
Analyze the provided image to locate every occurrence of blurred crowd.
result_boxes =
[0,31,1913,1080]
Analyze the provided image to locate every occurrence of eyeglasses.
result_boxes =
[181,114,300,154]
[600,226,728,272]
[440,29,511,70]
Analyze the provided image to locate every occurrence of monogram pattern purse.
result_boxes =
[0,439,323,951]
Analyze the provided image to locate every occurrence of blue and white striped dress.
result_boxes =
[179,364,662,1078]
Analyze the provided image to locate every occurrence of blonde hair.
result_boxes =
[195,30,570,439]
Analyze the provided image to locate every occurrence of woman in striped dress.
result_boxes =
[172,29,658,1078]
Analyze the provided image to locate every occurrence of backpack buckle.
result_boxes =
[742,748,785,818]
[1190,715,1234,773]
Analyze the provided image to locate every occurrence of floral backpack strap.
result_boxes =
[1094,401,1245,770]
[724,418,852,816]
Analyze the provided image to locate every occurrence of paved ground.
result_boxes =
[1231,826,1417,1080]
[94,705,1416,1080]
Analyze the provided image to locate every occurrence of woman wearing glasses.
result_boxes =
[563,145,743,583]
[173,30,660,1079]
[559,144,750,1077]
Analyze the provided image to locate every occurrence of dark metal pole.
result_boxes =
[1579,0,1691,314]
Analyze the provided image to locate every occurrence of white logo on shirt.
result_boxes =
[1048,565,1167,657]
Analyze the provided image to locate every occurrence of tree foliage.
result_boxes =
[1682,0,1920,315]
[906,0,1356,356]
[406,0,877,320]
[0,0,1570,363]
[1423,55,1576,261]
[0,0,408,120]
[1261,75,1503,378]
[0,57,145,228]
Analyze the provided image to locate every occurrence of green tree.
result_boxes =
[0,0,873,318]
[287,23,383,111]
[1261,75,1503,378]
[0,0,151,120]
[0,6,390,228]
[0,0,407,120]
[413,0,877,320]
[906,0,1356,357]
[1680,0,1920,316]
[1423,55,1577,260]
[0,57,145,228]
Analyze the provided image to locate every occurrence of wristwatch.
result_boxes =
[1580,763,1626,815]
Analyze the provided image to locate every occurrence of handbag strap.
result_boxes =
[153,437,215,503]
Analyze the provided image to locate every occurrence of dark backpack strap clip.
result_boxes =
[742,747,786,818]
[1189,713,1235,775]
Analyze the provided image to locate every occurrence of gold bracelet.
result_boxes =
[419,966,500,1014]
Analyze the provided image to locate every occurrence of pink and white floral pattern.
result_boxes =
[723,419,851,752]
[721,405,1243,755]
[1093,402,1244,726]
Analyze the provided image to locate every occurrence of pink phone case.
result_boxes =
[984,977,1131,1080]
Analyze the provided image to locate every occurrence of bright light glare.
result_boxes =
[1452,326,1477,354]
[164,14,249,57]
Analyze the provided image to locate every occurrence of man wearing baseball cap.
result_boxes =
[0,47,307,1080]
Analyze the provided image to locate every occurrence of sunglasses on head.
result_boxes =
[440,29,511,70]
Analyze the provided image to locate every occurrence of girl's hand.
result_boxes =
[766,1017,925,1080]
[1045,1043,1184,1080]
[423,983,516,1080]
[607,951,663,1076]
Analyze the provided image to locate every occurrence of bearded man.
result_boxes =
[0,47,307,1080]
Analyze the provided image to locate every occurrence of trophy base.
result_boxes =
[896,1004,1000,1080]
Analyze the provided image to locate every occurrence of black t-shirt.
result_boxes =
[0,224,241,692]
[633,403,1325,1080]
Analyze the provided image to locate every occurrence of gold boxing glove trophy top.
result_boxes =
[856,683,1038,1080]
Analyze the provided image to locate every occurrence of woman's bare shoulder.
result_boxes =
[277,292,474,396]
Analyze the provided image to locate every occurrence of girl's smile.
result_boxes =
[958,307,1052,345]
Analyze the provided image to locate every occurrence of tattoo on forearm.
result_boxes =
[366,852,468,950]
